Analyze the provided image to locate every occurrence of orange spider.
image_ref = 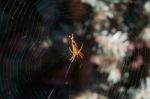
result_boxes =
[69,34,83,62]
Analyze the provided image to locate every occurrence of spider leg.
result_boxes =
[69,54,76,62]
[69,47,73,54]
[79,44,83,52]
[72,56,75,62]
[71,34,74,40]
[69,56,73,61]
[78,44,83,59]
[80,52,83,56]
[70,56,75,62]
[79,53,83,59]
[69,47,75,61]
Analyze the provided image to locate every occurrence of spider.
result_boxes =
[48,34,84,99]
[69,34,83,62]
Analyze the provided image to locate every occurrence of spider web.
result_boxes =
[0,0,59,99]
[0,0,84,98]
[1,0,150,99]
